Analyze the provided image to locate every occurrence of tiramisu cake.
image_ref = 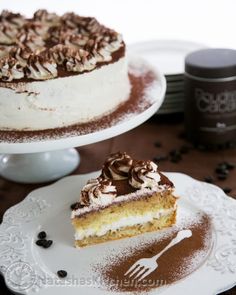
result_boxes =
[0,10,130,130]
[71,152,177,247]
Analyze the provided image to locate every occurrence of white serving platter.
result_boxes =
[128,40,206,76]
[0,172,235,295]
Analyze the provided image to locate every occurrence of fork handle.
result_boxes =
[152,229,192,261]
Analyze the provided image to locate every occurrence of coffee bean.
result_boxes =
[222,169,229,176]
[70,202,78,210]
[218,163,228,170]
[169,149,179,156]
[223,187,232,194]
[215,167,229,175]
[204,176,214,184]
[70,202,85,210]
[217,174,227,180]
[154,141,162,148]
[225,162,235,170]
[57,270,67,278]
[226,141,236,149]
[36,239,46,247]
[170,155,182,163]
[38,231,47,239]
[43,240,53,249]
[180,145,191,154]
[153,155,168,162]
[169,149,182,160]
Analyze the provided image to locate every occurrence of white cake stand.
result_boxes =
[0,57,166,183]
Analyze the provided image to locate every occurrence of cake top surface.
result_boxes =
[0,10,124,82]
[72,152,174,216]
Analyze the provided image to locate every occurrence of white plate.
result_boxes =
[167,81,184,87]
[166,88,183,94]
[166,74,184,82]
[0,172,236,295]
[167,83,184,93]
[164,93,184,102]
[161,96,184,102]
[162,100,184,107]
[0,56,166,154]
[128,40,206,75]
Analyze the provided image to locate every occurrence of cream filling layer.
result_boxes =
[72,186,174,218]
[74,207,176,240]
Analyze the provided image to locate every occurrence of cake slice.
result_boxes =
[71,152,177,248]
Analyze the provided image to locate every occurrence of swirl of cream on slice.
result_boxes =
[0,22,19,45]
[101,152,133,180]
[129,160,161,189]
[0,57,24,81]
[26,54,58,80]
[80,178,117,207]
[17,32,45,52]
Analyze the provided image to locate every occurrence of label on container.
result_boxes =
[184,77,236,145]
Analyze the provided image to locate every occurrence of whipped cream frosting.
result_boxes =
[102,151,133,180]
[129,160,161,189]
[80,178,117,207]
[74,207,176,240]
[0,10,124,82]
[26,55,58,80]
[72,153,173,216]
[0,56,130,130]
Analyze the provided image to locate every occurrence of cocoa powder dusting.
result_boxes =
[0,70,155,143]
[93,214,212,293]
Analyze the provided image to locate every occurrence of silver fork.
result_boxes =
[124,229,192,282]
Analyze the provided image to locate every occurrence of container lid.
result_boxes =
[185,48,236,79]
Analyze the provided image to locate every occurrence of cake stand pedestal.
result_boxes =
[0,149,80,183]
[0,57,166,183]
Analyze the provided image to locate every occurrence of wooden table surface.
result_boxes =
[0,115,235,294]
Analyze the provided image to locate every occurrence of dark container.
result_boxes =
[184,48,236,146]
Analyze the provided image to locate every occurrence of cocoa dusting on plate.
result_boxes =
[0,70,156,143]
[93,214,212,293]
